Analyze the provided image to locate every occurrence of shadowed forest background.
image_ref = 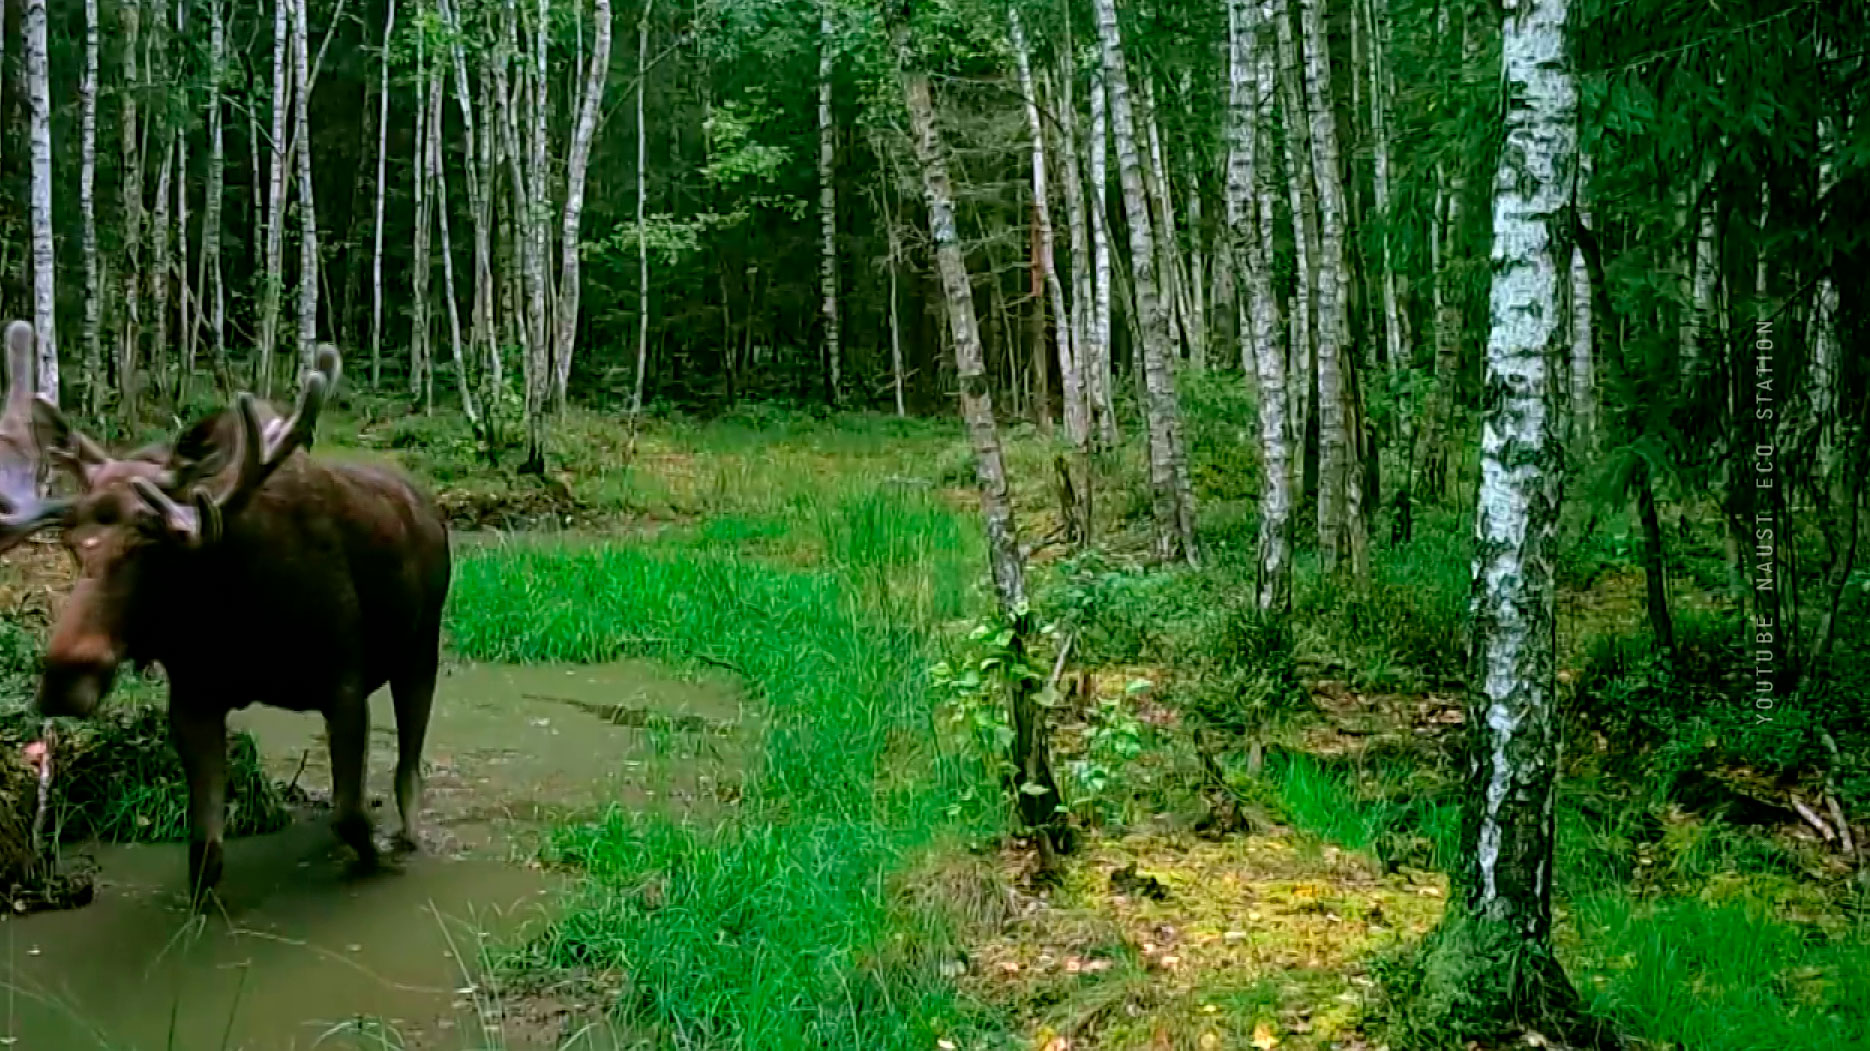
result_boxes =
[0,0,1862,1048]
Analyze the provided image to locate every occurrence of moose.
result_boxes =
[0,320,451,899]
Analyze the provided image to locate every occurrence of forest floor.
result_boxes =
[0,393,1866,1049]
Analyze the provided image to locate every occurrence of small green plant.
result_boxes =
[931,615,1047,818]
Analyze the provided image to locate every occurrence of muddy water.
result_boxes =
[0,661,750,1050]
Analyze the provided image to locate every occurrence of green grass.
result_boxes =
[444,483,1003,1049]
[1263,748,1870,1050]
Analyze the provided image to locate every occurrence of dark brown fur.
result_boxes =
[30,359,450,898]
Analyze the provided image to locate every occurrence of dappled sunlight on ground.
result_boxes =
[962,832,1447,1050]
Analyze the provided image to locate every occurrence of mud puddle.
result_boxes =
[0,660,751,1050]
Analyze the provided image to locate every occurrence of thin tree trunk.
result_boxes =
[891,4,1066,861]
[175,17,194,400]
[1058,59,1095,447]
[1452,0,1596,1029]
[81,0,102,411]
[1273,6,1316,476]
[430,69,479,425]
[1229,0,1291,610]
[553,0,614,408]
[152,137,173,404]
[1424,10,1478,498]
[1088,67,1117,448]
[527,0,551,454]
[1366,0,1404,376]
[1093,0,1199,565]
[627,0,655,445]
[818,1,840,405]
[1295,0,1357,578]
[371,0,395,389]
[1569,154,1593,446]
[437,0,494,405]
[258,0,290,395]
[1012,11,1079,446]
[121,0,146,417]
[290,0,319,370]
[23,0,55,402]
[412,26,432,407]
[880,161,907,417]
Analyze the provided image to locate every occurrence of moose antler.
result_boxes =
[0,321,70,553]
[131,346,341,546]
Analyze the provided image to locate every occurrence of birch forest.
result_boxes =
[0,0,1862,1048]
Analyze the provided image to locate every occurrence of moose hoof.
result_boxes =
[187,841,224,909]
[333,813,380,872]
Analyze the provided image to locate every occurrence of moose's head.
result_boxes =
[0,321,340,717]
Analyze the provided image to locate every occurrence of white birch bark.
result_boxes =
[1094,0,1199,565]
[1011,10,1081,447]
[371,0,395,389]
[1682,163,1717,382]
[1366,0,1404,374]
[258,0,290,394]
[121,0,146,415]
[1057,61,1095,444]
[290,0,319,370]
[1570,152,1593,445]
[1468,0,1574,961]
[412,27,432,405]
[152,139,173,400]
[628,0,655,435]
[430,69,478,424]
[1273,4,1316,457]
[81,0,102,410]
[436,0,493,398]
[1296,0,1357,576]
[1230,0,1291,610]
[1088,66,1118,448]
[23,0,55,402]
[553,0,614,406]
[818,1,841,404]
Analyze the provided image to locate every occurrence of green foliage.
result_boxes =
[452,487,1008,1048]
[1179,605,1308,742]
[930,615,1048,823]
[1177,372,1262,503]
[1292,517,1470,692]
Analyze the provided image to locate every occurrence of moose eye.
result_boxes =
[88,501,120,527]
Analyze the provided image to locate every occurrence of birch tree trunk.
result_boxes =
[1366,0,1405,375]
[1012,10,1081,447]
[553,0,614,407]
[23,0,55,402]
[818,1,841,405]
[290,0,319,370]
[371,0,395,389]
[1296,0,1358,578]
[1570,152,1593,446]
[1088,66,1118,448]
[1093,0,1199,565]
[1273,4,1316,468]
[1057,61,1095,447]
[430,69,479,425]
[627,0,655,444]
[1442,0,1596,1031]
[81,0,102,411]
[152,139,173,404]
[527,0,552,444]
[436,0,494,404]
[890,3,1066,862]
[412,28,432,407]
[121,0,146,417]
[1229,0,1290,610]
[258,0,290,395]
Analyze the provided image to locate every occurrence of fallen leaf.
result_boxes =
[1252,1021,1280,1049]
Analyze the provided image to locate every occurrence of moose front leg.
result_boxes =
[325,690,379,872]
[170,706,228,903]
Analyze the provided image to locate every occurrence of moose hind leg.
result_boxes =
[170,707,229,904]
[389,659,437,853]
[324,693,379,871]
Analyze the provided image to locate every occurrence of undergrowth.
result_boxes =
[446,483,1007,1048]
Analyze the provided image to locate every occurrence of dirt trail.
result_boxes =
[0,660,750,1050]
